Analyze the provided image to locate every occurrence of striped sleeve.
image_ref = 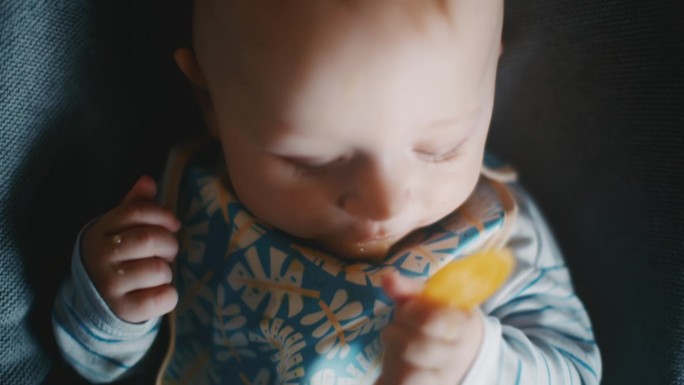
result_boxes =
[52,226,161,383]
[461,184,602,384]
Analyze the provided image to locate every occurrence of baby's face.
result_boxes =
[191,0,503,259]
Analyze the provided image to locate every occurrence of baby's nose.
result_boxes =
[339,159,411,221]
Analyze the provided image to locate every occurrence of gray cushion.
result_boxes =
[1,1,89,383]
[489,1,684,384]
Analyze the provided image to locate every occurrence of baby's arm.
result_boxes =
[52,176,180,383]
[460,184,602,384]
[377,184,601,385]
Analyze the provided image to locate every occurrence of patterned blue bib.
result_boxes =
[157,141,513,385]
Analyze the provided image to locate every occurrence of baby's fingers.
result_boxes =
[382,273,424,303]
[381,323,459,370]
[94,175,179,233]
[99,201,181,234]
[113,284,178,324]
[110,257,174,296]
[121,175,157,205]
[393,299,470,341]
[382,273,468,340]
[106,226,179,263]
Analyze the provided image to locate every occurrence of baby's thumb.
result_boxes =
[121,175,157,204]
[381,273,424,303]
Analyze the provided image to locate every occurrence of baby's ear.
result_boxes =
[174,47,206,87]
[174,47,218,138]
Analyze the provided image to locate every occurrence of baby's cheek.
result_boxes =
[262,187,336,235]
[421,178,469,216]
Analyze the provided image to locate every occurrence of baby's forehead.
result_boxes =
[192,0,453,42]
[191,0,463,74]
[193,0,451,18]
[192,0,503,117]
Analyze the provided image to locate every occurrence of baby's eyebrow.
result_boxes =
[425,117,458,130]
[423,105,483,131]
[243,120,294,148]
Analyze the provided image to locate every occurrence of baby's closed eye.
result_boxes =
[413,144,463,163]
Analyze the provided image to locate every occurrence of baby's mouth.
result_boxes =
[356,233,394,243]
[354,231,411,258]
[357,235,394,249]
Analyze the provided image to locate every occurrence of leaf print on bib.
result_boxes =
[310,369,362,385]
[228,246,319,318]
[292,244,397,288]
[345,338,383,384]
[359,300,392,335]
[347,265,397,288]
[291,244,345,279]
[164,339,218,385]
[197,175,232,221]
[249,318,306,384]
[301,290,369,359]
[179,216,209,264]
[226,210,268,255]
[390,232,462,277]
[175,266,214,333]
[213,283,255,363]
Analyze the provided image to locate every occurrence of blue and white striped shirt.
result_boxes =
[53,147,601,384]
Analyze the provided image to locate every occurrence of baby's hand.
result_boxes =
[376,274,484,385]
[82,176,181,324]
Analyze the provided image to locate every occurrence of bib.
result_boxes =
[156,140,515,385]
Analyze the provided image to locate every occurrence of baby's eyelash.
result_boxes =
[282,156,346,172]
[415,146,462,163]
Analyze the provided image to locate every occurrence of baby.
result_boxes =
[53,0,601,384]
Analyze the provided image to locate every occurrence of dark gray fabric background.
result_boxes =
[1,1,89,383]
[1,1,681,384]
[489,1,683,384]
